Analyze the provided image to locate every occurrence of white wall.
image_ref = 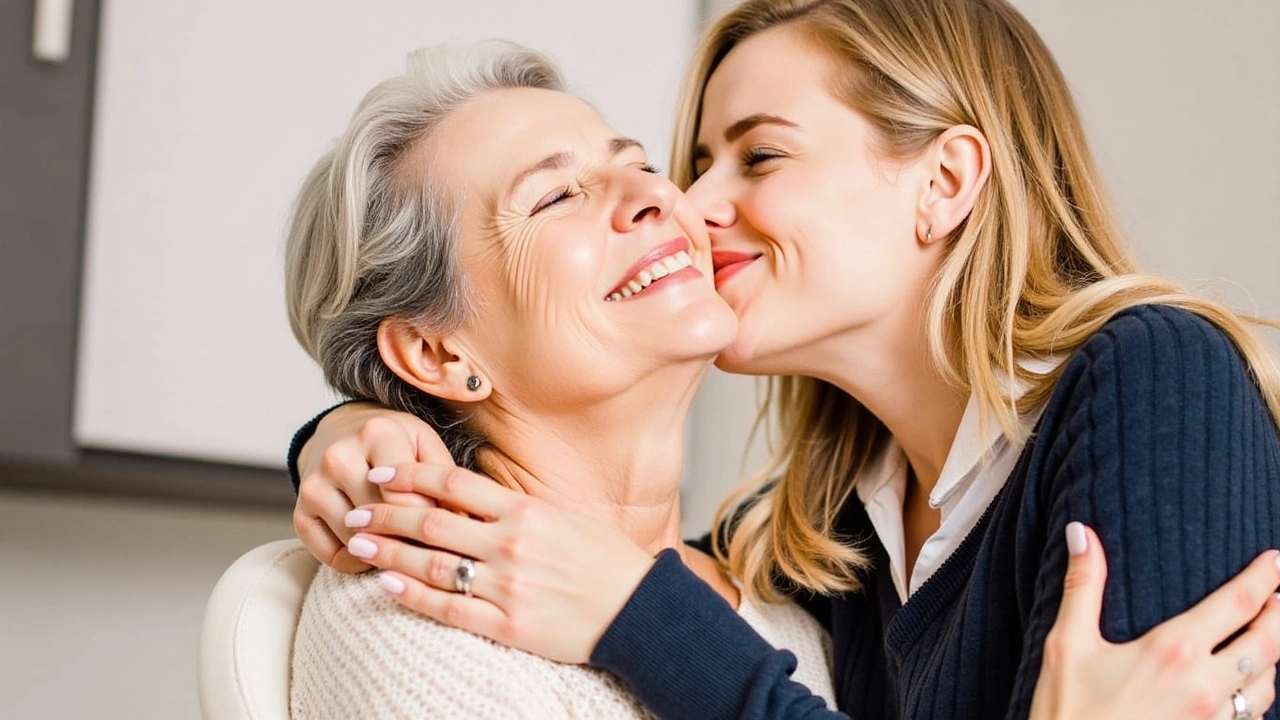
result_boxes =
[0,490,294,720]
[75,0,699,467]
[680,0,1280,535]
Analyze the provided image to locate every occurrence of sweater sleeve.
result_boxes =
[591,550,848,720]
[1005,305,1280,720]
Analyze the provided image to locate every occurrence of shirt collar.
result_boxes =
[929,356,1062,508]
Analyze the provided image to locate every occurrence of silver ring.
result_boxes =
[1232,689,1255,720]
[454,557,476,597]
[1238,656,1257,678]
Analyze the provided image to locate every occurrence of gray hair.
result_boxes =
[285,41,565,468]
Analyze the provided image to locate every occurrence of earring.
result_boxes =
[925,224,933,243]
[466,375,482,392]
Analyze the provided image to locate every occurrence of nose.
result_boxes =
[685,173,736,231]
[612,168,678,232]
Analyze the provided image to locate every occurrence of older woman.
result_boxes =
[284,42,834,718]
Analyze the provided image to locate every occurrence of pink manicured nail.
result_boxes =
[379,573,406,596]
[344,509,372,528]
[1065,522,1088,557]
[368,466,395,483]
[348,536,378,559]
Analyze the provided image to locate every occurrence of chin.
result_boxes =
[667,296,739,354]
[712,328,767,376]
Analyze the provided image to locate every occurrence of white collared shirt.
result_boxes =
[855,359,1058,603]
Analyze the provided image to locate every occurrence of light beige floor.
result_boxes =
[0,489,294,720]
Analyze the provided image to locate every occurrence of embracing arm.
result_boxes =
[1006,306,1280,719]
[591,550,842,719]
[352,463,1280,720]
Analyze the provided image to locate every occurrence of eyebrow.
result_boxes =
[693,113,800,163]
[506,136,646,202]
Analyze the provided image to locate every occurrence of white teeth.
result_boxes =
[605,250,696,301]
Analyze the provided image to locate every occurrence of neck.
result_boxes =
[474,364,704,559]
[807,313,966,495]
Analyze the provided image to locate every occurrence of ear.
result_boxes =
[376,317,491,402]
[916,124,991,245]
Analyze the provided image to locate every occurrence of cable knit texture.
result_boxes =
[591,305,1280,719]
[291,560,835,719]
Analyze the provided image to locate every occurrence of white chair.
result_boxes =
[198,539,319,720]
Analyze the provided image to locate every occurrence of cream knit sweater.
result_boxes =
[291,565,835,719]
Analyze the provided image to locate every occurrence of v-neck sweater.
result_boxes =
[590,304,1280,719]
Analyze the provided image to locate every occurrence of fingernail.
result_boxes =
[378,573,406,596]
[1273,552,1280,573]
[1065,522,1088,557]
[368,466,395,484]
[347,536,378,559]
[344,508,372,528]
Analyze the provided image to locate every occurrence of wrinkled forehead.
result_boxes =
[417,87,617,203]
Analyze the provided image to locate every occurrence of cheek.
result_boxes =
[502,220,604,317]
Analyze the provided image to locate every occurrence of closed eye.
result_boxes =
[532,186,578,214]
[742,148,782,169]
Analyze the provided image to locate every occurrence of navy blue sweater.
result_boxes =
[590,305,1280,719]
[287,305,1280,719]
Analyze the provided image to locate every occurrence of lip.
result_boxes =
[711,250,760,289]
[605,237,692,298]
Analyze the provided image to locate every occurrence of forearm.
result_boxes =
[592,550,847,720]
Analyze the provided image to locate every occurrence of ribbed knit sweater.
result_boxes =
[590,305,1280,719]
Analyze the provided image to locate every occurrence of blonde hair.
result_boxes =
[285,41,564,468]
[676,0,1280,603]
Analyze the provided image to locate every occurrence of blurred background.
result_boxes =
[0,0,1276,717]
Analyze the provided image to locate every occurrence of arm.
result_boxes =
[1031,522,1279,720]
[1007,306,1280,719]
[348,466,1280,720]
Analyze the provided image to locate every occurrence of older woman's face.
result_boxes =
[427,88,737,407]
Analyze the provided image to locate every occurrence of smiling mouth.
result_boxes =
[711,250,761,288]
[605,250,694,301]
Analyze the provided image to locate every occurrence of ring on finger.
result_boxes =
[1238,655,1257,678]
[1232,689,1255,720]
[455,557,477,597]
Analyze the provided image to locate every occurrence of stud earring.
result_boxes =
[925,224,933,243]
[466,376,482,392]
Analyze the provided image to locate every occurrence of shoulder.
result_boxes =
[292,569,571,719]
[1052,304,1254,413]
[1069,303,1248,380]
[1074,304,1240,373]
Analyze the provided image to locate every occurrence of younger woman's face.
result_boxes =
[687,26,942,379]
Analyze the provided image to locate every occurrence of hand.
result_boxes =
[1030,522,1280,720]
[341,463,658,664]
[294,402,453,572]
